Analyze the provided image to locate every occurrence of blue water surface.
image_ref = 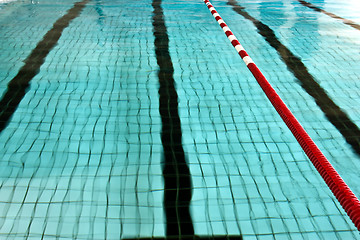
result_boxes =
[0,0,360,239]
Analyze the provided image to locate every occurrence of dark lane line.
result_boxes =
[151,0,194,237]
[298,0,360,31]
[94,0,105,25]
[123,237,243,240]
[227,0,360,157]
[0,0,90,133]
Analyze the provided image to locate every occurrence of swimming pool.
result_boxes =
[0,0,360,239]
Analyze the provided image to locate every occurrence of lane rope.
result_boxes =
[203,0,360,230]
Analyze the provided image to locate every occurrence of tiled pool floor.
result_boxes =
[0,0,360,239]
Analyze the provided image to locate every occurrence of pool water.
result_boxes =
[0,0,360,239]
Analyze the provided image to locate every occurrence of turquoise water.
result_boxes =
[0,0,360,239]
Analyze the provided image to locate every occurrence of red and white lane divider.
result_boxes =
[203,0,360,230]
